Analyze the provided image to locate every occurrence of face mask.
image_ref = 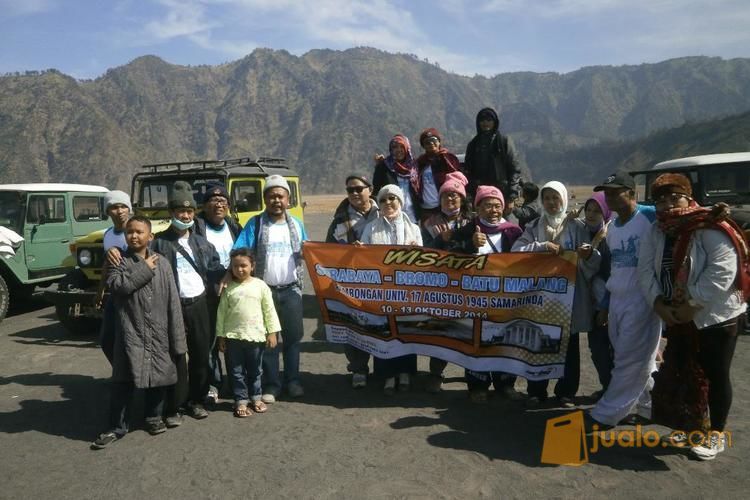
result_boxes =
[171,217,194,231]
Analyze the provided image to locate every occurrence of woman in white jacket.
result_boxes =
[360,184,422,394]
[637,173,747,461]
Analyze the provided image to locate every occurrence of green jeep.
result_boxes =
[47,157,304,334]
[0,184,111,322]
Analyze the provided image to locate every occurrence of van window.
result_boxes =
[27,195,66,224]
[232,181,263,212]
[73,196,105,221]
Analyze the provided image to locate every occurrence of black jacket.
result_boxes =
[151,227,225,298]
[193,214,242,241]
[464,107,522,202]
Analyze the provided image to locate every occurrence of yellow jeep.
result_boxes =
[47,157,304,334]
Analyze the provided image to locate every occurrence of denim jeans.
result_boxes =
[109,382,165,436]
[225,338,265,405]
[263,285,303,394]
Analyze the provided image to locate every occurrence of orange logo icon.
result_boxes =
[541,411,588,466]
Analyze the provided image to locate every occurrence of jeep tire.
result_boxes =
[0,274,9,323]
[54,269,100,335]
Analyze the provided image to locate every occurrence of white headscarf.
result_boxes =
[537,181,569,243]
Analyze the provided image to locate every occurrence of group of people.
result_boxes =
[90,106,748,462]
[92,175,306,449]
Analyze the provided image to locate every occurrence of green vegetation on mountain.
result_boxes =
[1,49,749,192]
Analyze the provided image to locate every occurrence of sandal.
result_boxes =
[252,400,268,413]
[234,404,252,418]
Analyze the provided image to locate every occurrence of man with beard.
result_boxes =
[233,175,308,402]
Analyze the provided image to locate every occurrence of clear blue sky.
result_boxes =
[2,0,749,79]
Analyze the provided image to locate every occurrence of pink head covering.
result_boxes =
[474,185,505,208]
[439,171,468,199]
[585,191,613,222]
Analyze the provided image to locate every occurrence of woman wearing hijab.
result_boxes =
[512,181,601,408]
[449,185,523,402]
[416,128,462,223]
[359,184,422,395]
[372,134,420,224]
[421,171,473,392]
[637,173,747,460]
[581,192,614,399]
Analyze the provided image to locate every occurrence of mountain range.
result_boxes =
[1,48,749,193]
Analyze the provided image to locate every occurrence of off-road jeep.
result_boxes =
[46,157,304,334]
[630,152,750,229]
[0,184,110,322]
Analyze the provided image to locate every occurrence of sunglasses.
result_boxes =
[423,137,439,145]
[379,195,399,203]
[346,186,368,194]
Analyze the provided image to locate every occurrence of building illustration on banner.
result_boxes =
[481,319,561,353]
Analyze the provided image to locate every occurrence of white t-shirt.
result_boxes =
[176,235,206,298]
[263,221,298,286]
[103,227,127,252]
[205,222,234,269]
[477,232,503,255]
[606,205,656,296]
[420,166,440,209]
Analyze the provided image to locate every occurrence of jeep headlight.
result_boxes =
[78,249,93,267]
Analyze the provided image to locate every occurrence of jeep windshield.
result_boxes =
[135,177,223,209]
[702,163,750,204]
[0,191,24,233]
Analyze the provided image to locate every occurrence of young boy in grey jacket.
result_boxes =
[91,216,187,450]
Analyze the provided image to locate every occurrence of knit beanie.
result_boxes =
[474,185,505,208]
[439,171,468,199]
[263,175,291,194]
[169,181,196,209]
[203,182,230,203]
[419,128,442,147]
[104,190,132,212]
[377,184,404,206]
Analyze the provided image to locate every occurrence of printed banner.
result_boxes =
[302,242,578,380]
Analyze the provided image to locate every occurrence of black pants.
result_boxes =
[99,298,116,365]
[587,321,613,390]
[465,371,516,391]
[165,295,211,414]
[205,295,225,391]
[109,382,165,436]
[697,316,742,431]
[527,332,580,400]
[374,355,417,379]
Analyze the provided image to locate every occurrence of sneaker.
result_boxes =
[261,393,277,404]
[287,382,305,398]
[165,413,183,428]
[557,396,576,409]
[661,431,688,448]
[205,387,219,406]
[588,389,605,402]
[425,375,443,394]
[691,432,725,461]
[498,385,524,401]
[146,420,167,435]
[384,377,396,396]
[352,373,367,389]
[187,402,209,420]
[91,431,121,450]
[397,373,410,392]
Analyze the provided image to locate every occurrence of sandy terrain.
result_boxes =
[0,210,748,499]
